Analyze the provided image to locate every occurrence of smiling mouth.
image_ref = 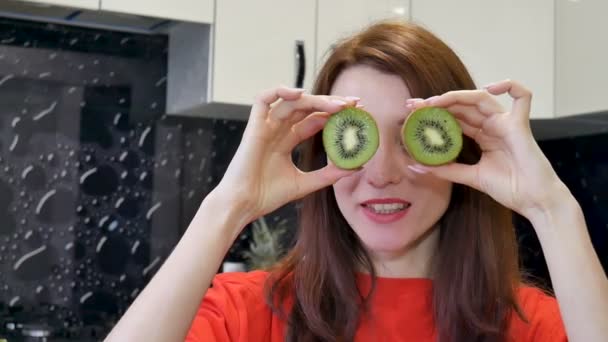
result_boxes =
[362,202,411,214]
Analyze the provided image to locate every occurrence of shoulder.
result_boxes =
[509,285,567,342]
[207,270,270,304]
[211,270,270,288]
[186,271,273,341]
[516,285,562,323]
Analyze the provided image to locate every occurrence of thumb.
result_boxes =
[409,163,479,189]
[298,164,358,195]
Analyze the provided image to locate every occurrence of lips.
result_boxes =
[360,198,411,224]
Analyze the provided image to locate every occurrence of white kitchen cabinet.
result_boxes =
[100,0,213,23]
[316,0,410,72]
[211,0,316,106]
[555,0,608,117]
[17,0,99,10]
[410,0,555,119]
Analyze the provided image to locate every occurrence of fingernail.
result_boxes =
[406,98,423,103]
[345,96,361,102]
[331,99,347,106]
[426,96,439,103]
[356,104,365,109]
[408,165,429,174]
[482,82,496,90]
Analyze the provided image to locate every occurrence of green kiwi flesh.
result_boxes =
[322,107,379,169]
[402,106,463,166]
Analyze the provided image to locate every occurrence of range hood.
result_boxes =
[0,0,174,34]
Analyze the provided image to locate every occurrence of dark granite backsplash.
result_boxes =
[0,14,606,341]
[0,17,270,340]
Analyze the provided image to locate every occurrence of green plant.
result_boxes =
[242,216,289,270]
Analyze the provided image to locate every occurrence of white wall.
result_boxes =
[555,0,608,117]
[410,0,555,118]
[316,0,410,71]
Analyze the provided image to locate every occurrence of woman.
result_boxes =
[105,21,608,341]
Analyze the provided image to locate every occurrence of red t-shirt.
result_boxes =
[185,270,567,341]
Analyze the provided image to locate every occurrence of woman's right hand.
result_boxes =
[213,86,359,224]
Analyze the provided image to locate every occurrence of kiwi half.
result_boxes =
[401,106,463,166]
[322,107,379,169]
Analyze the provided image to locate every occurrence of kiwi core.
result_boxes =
[342,126,360,152]
[423,127,445,147]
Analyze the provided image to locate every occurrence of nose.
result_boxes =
[364,138,404,188]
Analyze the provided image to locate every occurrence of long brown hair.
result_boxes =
[265,20,526,342]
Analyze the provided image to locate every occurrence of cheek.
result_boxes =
[422,179,453,212]
[405,180,453,233]
[332,174,361,211]
[332,176,355,200]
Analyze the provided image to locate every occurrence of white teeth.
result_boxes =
[371,203,404,210]
[366,203,410,214]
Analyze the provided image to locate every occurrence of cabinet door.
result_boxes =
[212,0,316,106]
[555,0,608,117]
[18,0,99,10]
[411,0,554,118]
[100,0,213,23]
[317,0,410,70]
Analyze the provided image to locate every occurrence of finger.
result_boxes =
[405,98,424,113]
[406,98,424,104]
[456,119,483,141]
[269,94,356,122]
[415,90,503,116]
[408,162,479,190]
[251,86,306,120]
[443,104,485,127]
[484,79,532,119]
[276,86,307,101]
[281,112,330,152]
[297,164,358,196]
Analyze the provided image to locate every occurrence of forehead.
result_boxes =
[329,64,412,121]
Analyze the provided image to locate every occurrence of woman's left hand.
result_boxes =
[407,79,570,220]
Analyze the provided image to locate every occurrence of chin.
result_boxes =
[353,219,441,258]
[355,226,418,255]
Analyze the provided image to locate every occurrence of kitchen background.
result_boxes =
[0,0,607,340]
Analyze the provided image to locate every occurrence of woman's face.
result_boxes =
[330,64,453,264]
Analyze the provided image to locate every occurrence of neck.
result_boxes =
[364,225,440,279]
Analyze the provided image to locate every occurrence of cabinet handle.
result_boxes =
[295,40,306,88]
